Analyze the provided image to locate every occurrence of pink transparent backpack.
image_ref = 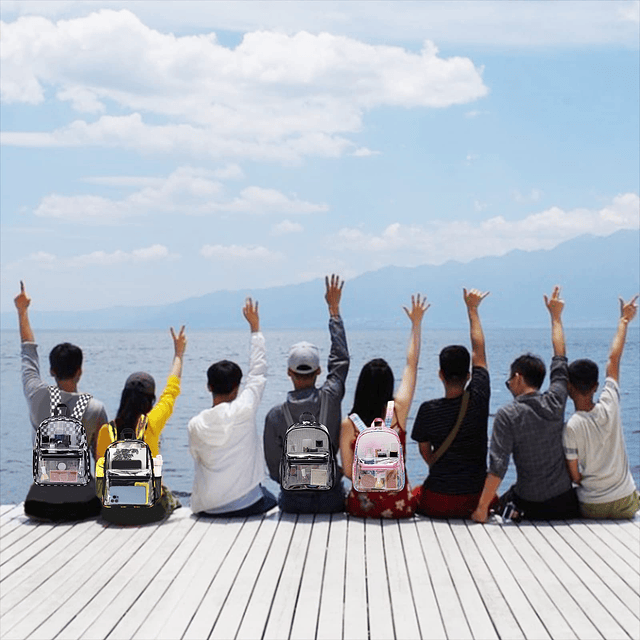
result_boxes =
[351,401,405,492]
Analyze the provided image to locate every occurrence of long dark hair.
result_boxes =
[114,384,155,439]
[349,358,394,428]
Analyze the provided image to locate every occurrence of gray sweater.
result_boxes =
[263,316,349,481]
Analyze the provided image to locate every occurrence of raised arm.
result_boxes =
[168,325,187,380]
[606,295,638,382]
[463,288,489,369]
[325,273,344,319]
[544,285,566,358]
[14,281,35,343]
[323,274,349,396]
[394,294,429,429]
[243,297,260,333]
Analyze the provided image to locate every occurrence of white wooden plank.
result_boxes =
[0,515,43,548]
[611,520,640,552]
[0,521,77,582]
[484,523,576,640]
[415,518,473,640]
[466,521,547,640]
[104,513,208,639]
[364,519,394,640]
[397,519,446,640]
[0,519,104,611]
[316,514,347,640]
[137,517,242,640]
[525,522,627,640]
[447,521,524,640]
[54,517,185,640]
[342,517,367,640]
[541,522,640,621]
[1,524,141,639]
[380,520,421,640]
[237,513,297,640]
[432,519,498,640]
[289,514,330,640]
[212,514,288,640]
[262,514,314,640]
[1,520,65,566]
[567,521,640,593]
[0,504,23,525]
[183,516,265,640]
[588,520,640,559]
[0,505,16,516]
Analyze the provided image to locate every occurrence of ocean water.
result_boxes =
[1,327,638,505]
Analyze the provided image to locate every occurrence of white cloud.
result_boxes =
[333,193,640,266]
[352,147,380,157]
[25,244,175,268]
[32,166,326,223]
[512,188,543,203]
[271,220,304,235]
[200,244,283,261]
[1,10,488,162]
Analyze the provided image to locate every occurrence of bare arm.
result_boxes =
[339,417,357,480]
[168,325,187,379]
[463,288,489,369]
[243,297,260,333]
[14,281,35,343]
[544,285,566,358]
[606,295,638,382]
[565,459,582,485]
[470,473,502,523]
[394,294,429,429]
[419,441,435,467]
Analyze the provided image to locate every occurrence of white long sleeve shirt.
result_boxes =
[188,332,268,514]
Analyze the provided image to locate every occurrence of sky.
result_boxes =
[1,0,639,314]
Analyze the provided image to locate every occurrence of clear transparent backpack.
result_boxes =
[33,387,91,487]
[279,398,336,491]
[102,419,162,509]
[351,401,405,492]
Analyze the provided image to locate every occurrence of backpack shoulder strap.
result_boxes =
[430,390,470,466]
[282,402,295,429]
[48,386,62,416]
[135,414,148,440]
[70,393,92,421]
[349,413,367,433]
[318,392,328,427]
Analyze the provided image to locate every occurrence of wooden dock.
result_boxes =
[1,503,638,640]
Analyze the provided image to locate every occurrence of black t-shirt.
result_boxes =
[411,366,490,495]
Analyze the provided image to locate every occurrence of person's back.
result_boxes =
[412,288,490,518]
[189,298,276,517]
[563,296,639,519]
[263,275,349,514]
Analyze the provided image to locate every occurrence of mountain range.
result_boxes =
[2,230,638,330]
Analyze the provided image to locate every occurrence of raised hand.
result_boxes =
[463,288,490,310]
[325,274,344,317]
[170,325,187,358]
[403,293,430,325]
[14,280,31,313]
[619,295,638,324]
[243,297,260,332]
[544,285,564,320]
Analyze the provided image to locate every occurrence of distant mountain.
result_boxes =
[2,230,638,330]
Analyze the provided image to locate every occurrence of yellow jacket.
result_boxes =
[96,375,180,477]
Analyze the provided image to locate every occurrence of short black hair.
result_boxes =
[568,359,599,394]
[207,360,242,395]
[49,342,83,381]
[510,353,546,390]
[440,345,470,384]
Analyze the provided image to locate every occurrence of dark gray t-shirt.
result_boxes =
[21,342,108,461]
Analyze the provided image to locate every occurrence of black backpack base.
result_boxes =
[24,480,102,522]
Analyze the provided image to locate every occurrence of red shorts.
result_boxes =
[412,486,497,519]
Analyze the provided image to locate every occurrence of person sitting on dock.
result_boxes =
[96,325,187,520]
[14,281,108,464]
[472,286,579,523]
[411,288,493,519]
[563,295,639,519]
[188,298,277,518]
[340,294,428,518]
[263,274,350,514]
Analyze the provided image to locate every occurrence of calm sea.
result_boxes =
[1,327,638,505]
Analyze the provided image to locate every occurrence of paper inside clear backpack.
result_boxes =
[351,401,405,492]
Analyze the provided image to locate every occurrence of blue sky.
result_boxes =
[1,1,639,313]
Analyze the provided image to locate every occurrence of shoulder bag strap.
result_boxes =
[430,390,470,466]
